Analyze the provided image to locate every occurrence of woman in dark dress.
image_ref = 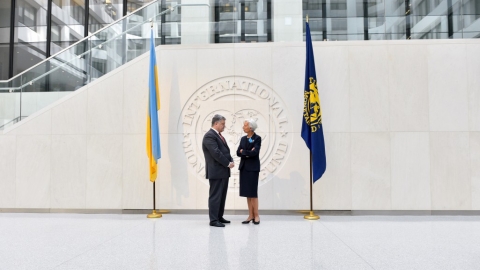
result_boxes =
[237,119,262,225]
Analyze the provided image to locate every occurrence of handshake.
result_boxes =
[228,162,235,169]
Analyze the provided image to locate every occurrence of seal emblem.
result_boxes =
[303,77,322,132]
[179,76,292,190]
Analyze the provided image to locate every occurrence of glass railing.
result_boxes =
[1,0,478,130]
[0,1,211,130]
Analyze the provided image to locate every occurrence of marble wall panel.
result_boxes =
[471,132,480,210]
[15,135,51,208]
[51,90,88,135]
[272,133,310,210]
[86,135,123,209]
[156,134,198,210]
[272,45,304,133]
[123,56,150,135]
[197,47,234,89]
[349,46,389,132]
[234,46,273,87]
[314,132,351,210]
[315,45,350,133]
[428,44,468,131]
[430,132,471,210]
[159,48,197,134]
[390,132,431,210]
[87,71,124,134]
[122,134,153,209]
[467,44,480,131]
[3,41,480,211]
[351,132,391,210]
[388,45,429,132]
[50,135,87,209]
[0,135,16,207]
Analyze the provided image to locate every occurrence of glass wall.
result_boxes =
[326,0,385,41]
[50,0,85,55]
[160,0,182,45]
[127,0,156,14]
[304,0,480,40]
[13,0,48,77]
[215,0,272,43]
[462,0,480,38]
[1,0,156,80]
[89,0,124,34]
[0,1,11,80]
[1,0,479,81]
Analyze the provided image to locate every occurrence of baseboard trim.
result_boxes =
[1,209,480,215]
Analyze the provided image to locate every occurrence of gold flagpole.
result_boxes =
[147,182,162,218]
[304,14,319,220]
[147,20,162,219]
[304,152,319,220]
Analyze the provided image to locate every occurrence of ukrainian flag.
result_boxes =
[147,28,161,182]
[301,21,326,183]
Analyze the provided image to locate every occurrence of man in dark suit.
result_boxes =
[202,114,234,227]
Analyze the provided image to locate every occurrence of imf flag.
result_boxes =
[301,22,326,183]
[146,28,161,182]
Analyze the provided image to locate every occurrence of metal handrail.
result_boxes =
[0,2,207,85]
[0,0,160,84]
[0,4,210,92]
[0,2,209,130]
[0,116,27,130]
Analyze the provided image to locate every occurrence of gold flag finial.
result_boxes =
[306,14,309,23]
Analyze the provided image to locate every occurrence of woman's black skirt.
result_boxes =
[239,170,259,198]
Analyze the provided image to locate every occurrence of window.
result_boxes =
[303,0,322,11]
[245,2,259,12]
[51,22,61,44]
[53,0,62,7]
[89,16,102,33]
[70,1,85,25]
[17,0,37,31]
[331,0,347,11]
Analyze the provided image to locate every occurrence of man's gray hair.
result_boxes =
[211,114,226,126]
[245,119,258,131]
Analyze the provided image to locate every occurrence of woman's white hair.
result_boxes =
[244,119,258,131]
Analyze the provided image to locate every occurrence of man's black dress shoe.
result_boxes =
[219,218,230,224]
[210,221,225,227]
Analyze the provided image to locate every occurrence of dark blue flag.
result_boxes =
[301,22,326,183]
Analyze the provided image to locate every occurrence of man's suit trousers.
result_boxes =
[208,178,229,222]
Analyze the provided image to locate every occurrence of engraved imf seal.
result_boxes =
[178,76,292,190]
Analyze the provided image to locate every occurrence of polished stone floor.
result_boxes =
[0,213,479,270]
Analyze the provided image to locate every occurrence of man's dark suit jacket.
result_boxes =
[236,133,261,172]
[202,129,233,179]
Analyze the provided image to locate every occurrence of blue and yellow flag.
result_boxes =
[301,22,326,183]
[147,28,161,182]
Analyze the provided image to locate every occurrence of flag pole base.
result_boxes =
[147,210,162,218]
[304,211,320,220]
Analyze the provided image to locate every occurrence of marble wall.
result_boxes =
[1,39,480,211]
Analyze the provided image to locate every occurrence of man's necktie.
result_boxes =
[219,132,226,144]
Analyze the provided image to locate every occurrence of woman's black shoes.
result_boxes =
[253,218,260,225]
[242,219,253,224]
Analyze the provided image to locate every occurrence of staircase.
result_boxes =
[0,1,207,130]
